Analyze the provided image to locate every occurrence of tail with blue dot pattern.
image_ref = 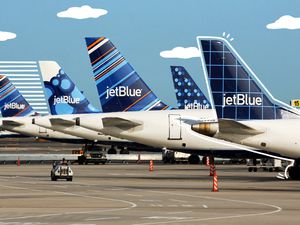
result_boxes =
[85,37,170,112]
[39,61,99,115]
[0,75,35,117]
[197,36,300,120]
[171,66,211,110]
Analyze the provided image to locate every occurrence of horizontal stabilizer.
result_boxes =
[2,120,23,127]
[219,119,263,135]
[102,117,141,130]
[49,118,76,126]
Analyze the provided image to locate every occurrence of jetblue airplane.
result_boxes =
[170,65,268,160]
[197,36,300,179]
[33,61,126,144]
[0,74,82,142]
[75,37,265,159]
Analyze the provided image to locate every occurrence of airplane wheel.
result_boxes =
[288,166,300,180]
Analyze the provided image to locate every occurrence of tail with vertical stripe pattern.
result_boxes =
[85,37,170,112]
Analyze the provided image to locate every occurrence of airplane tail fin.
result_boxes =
[197,36,299,120]
[171,66,211,109]
[85,37,169,112]
[39,61,99,115]
[0,75,35,117]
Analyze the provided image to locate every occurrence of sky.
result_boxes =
[1,0,300,110]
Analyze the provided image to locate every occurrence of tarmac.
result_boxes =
[0,163,299,225]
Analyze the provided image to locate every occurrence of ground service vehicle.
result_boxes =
[51,162,73,181]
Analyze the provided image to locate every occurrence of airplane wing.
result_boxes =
[218,119,263,135]
[2,120,24,127]
[49,118,76,127]
[102,117,142,130]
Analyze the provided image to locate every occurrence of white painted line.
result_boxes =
[0,65,37,68]
[142,216,194,220]
[0,70,38,72]
[182,205,193,207]
[166,211,193,215]
[14,86,42,89]
[150,204,163,207]
[139,199,161,202]
[0,61,36,64]
[132,190,282,225]
[169,199,187,203]
[0,184,137,221]
[126,193,143,197]
[3,74,40,77]
[85,217,120,221]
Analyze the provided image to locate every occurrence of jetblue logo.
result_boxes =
[184,103,209,109]
[4,103,25,110]
[105,86,142,99]
[223,94,262,106]
[53,96,80,105]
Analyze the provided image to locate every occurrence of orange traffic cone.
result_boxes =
[149,160,154,171]
[206,156,210,166]
[209,164,215,176]
[17,157,20,167]
[212,172,219,192]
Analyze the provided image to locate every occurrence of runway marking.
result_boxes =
[0,184,137,221]
[126,193,143,197]
[169,199,187,203]
[0,171,283,225]
[150,204,163,207]
[85,217,121,221]
[166,211,193,215]
[69,224,95,225]
[139,199,161,202]
[132,190,282,225]
[143,216,194,220]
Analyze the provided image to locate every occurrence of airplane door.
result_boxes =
[168,114,182,140]
[39,126,47,134]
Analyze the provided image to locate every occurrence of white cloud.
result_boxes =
[160,47,200,59]
[57,5,108,19]
[0,31,16,41]
[266,15,300,30]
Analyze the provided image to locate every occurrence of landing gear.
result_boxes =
[187,154,200,164]
[107,146,117,154]
[287,160,300,180]
[120,147,129,154]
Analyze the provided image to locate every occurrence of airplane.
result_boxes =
[0,74,84,142]
[32,61,127,145]
[74,38,273,162]
[170,65,266,160]
[196,36,300,179]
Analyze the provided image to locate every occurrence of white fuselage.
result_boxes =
[227,119,300,159]
[33,115,128,143]
[77,109,258,152]
[0,117,81,140]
